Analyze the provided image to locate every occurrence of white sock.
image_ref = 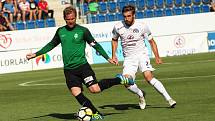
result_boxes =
[149,78,171,101]
[127,84,144,97]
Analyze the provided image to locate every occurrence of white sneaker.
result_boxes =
[168,99,176,108]
[139,97,146,109]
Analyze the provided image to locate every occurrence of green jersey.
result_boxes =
[36,24,109,69]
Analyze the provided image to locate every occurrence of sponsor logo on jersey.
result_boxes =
[133,29,139,33]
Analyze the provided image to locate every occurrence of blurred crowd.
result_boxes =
[0,0,54,32]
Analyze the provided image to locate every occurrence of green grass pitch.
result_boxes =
[1,52,215,121]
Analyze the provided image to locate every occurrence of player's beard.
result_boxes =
[125,18,134,26]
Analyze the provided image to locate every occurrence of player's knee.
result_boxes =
[88,84,101,93]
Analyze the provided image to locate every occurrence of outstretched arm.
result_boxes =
[26,30,60,60]
[149,38,162,64]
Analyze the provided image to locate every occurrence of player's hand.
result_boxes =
[155,57,163,64]
[112,56,119,66]
[26,53,36,60]
[108,58,118,65]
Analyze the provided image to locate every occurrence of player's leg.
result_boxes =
[82,63,134,93]
[144,71,176,108]
[123,56,146,109]
[64,69,101,116]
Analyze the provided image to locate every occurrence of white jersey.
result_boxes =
[112,21,153,57]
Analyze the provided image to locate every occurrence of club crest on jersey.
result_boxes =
[133,29,139,33]
[74,33,78,39]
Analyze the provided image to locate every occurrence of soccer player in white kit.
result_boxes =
[111,5,176,109]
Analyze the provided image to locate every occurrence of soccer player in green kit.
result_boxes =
[26,6,134,120]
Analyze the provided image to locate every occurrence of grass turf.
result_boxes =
[0,52,215,121]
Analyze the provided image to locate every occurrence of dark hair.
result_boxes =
[122,5,136,14]
[63,6,77,19]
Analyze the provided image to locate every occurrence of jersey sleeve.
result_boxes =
[112,26,119,40]
[36,29,61,56]
[84,28,95,45]
[143,24,153,41]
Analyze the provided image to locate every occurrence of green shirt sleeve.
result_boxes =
[36,29,61,56]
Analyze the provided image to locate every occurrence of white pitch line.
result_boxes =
[18,74,215,87]
[18,77,62,86]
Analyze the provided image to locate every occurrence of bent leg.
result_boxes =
[144,71,172,101]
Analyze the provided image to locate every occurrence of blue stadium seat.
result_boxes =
[16,21,25,30]
[173,7,183,15]
[46,18,56,27]
[175,0,183,7]
[12,22,16,30]
[201,4,210,12]
[136,0,145,10]
[184,0,192,6]
[193,0,202,5]
[26,20,36,29]
[164,8,173,16]
[97,14,106,22]
[89,14,97,23]
[118,1,127,12]
[183,6,192,14]
[165,0,173,8]
[146,0,155,9]
[155,0,164,9]
[192,5,201,13]
[128,0,136,6]
[98,2,107,13]
[135,11,144,19]
[202,0,210,4]
[36,19,45,28]
[116,12,124,21]
[107,1,117,13]
[106,13,116,21]
[154,9,163,17]
[145,9,154,18]
[82,3,89,15]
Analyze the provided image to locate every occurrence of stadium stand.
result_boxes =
[183,6,192,14]
[26,20,36,29]
[154,9,163,17]
[136,0,145,10]
[164,8,173,16]
[106,13,116,21]
[156,0,164,9]
[36,19,45,28]
[46,18,56,27]
[16,21,25,30]
[136,10,144,19]
[82,0,215,24]
[107,1,117,13]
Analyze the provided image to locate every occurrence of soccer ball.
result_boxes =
[77,107,93,121]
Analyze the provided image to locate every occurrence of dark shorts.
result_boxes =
[64,63,98,90]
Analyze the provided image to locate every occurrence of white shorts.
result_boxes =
[123,53,155,79]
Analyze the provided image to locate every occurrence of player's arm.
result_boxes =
[111,26,120,65]
[144,24,162,64]
[149,38,162,64]
[26,29,61,60]
[112,38,119,65]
